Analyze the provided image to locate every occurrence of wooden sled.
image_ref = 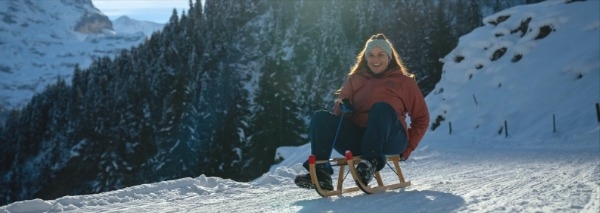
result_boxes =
[308,151,411,197]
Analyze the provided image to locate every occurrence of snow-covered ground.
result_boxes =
[1,0,599,212]
[1,137,597,213]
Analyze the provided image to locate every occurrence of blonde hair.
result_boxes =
[348,33,414,78]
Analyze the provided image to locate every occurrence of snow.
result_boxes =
[1,0,599,212]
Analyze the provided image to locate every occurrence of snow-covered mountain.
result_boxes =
[0,0,163,112]
[1,0,598,212]
[112,15,164,37]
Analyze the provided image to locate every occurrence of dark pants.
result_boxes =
[303,102,407,174]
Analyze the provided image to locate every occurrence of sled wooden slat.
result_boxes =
[308,160,361,197]
[315,157,360,166]
[336,164,345,190]
[308,152,411,197]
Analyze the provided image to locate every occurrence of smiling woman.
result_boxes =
[91,0,192,23]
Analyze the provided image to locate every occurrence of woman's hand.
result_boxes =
[340,98,354,113]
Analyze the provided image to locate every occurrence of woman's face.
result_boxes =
[366,46,390,74]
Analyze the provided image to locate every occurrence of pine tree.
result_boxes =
[246,57,305,180]
[455,0,483,36]
[424,0,456,94]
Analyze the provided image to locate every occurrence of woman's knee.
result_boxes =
[310,110,337,127]
[312,110,332,119]
[370,102,394,112]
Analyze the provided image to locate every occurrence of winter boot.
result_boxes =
[355,158,378,185]
[294,169,333,191]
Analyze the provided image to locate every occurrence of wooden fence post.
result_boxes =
[553,114,557,133]
[504,120,508,138]
[596,103,600,123]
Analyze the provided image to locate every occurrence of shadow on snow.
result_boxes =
[294,189,465,213]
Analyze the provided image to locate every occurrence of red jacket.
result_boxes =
[333,68,430,159]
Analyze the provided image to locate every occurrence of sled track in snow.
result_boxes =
[406,146,600,213]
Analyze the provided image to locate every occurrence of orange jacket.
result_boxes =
[333,68,430,159]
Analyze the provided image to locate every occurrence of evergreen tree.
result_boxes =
[247,57,305,180]
[424,0,456,94]
[455,0,483,36]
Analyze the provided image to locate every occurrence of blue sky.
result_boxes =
[92,0,195,23]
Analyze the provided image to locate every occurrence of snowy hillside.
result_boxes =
[426,0,600,146]
[0,0,163,111]
[1,0,598,212]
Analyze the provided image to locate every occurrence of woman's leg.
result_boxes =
[303,110,363,173]
[360,102,407,171]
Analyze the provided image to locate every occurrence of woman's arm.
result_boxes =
[402,79,430,159]
[333,76,354,116]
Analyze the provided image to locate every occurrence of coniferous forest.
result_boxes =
[0,0,542,205]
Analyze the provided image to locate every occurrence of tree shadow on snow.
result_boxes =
[293,189,465,213]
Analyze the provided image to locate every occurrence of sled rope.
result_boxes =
[386,161,400,177]
[343,169,351,182]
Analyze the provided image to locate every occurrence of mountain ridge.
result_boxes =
[0,0,163,112]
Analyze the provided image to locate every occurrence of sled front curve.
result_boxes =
[307,151,411,197]
[344,152,412,194]
[308,155,362,196]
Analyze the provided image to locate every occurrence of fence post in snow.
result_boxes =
[504,120,508,138]
[449,122,452,135]
[553,114,556,133]
[596,103,600,123]
[472,94,478,106]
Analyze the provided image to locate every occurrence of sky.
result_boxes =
[1,0,598,212]
[91,0,195,23]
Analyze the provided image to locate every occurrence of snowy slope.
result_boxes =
[0,0,163,111]
[1,0,599,212]
[427,0,600,146]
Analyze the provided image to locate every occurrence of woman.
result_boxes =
[295,33,430,190]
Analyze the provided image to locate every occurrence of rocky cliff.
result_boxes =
[74,11,113,34]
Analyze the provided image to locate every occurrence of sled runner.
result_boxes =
[307,151,411,197]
